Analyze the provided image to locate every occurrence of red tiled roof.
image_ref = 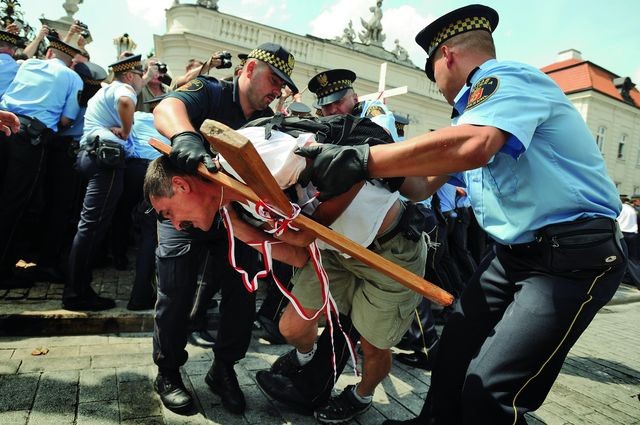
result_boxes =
[541,59,640,108]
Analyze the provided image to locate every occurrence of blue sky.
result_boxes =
[15,0,640,84]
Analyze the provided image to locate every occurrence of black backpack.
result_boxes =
[242,113,394,147]
[242,113,404,191]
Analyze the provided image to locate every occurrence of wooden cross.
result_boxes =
[357,62,408,103]
[149,121,453,306]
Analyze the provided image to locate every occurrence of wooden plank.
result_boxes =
[149,135,453,306]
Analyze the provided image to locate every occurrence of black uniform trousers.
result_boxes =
[419,236,627,424]
[450,207,478,284]
[153,219,258,372]
[65,150,126,299]
[0,125,48,278]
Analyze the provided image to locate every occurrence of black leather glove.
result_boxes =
[295,144,369,201]
[169,131,218,173]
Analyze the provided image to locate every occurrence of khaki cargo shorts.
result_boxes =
[291,232,426,349]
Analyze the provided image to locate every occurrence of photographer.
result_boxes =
[135,57,171,112]
[169,51,232,90]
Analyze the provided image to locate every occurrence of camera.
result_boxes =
[155,62,172,86]
[216,51,232,69]
[156,62,168,74]
[48,28,60,39]
[75,20,90,39]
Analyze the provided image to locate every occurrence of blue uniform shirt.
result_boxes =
[450,59,620,244]
[0,58,82,131]
[437,183,457,214]
[82,80,138,157]
[128,111,170,160]
[59,106,86,139]
[0,52,19,99]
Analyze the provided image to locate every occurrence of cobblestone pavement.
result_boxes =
[0,287,639,424]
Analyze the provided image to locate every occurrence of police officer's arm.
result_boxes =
[368,124,507,177]
[111,96,135,140]
[23,25,49,58]
[154,97,196,136]
[399,176,450,203]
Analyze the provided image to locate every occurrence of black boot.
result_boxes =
[205,359,246,414]
[256,370,314,415]
[154,371,194,414]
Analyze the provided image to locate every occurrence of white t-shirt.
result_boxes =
[218,127,398,251]
[617,203,638,233]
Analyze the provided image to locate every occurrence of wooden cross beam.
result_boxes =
[149,123,453,307]
[357,62,408,103]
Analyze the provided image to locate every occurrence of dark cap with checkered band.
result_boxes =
[46,35,81,57]
[109,54,143,73]
[308,69,356,107]
[0,30,20,47]
[248,42,298,93]
[415,4,498,82]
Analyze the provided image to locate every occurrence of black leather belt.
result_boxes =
[499,238,543,254]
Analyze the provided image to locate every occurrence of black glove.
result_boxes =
[169,131,218,173]
[295,144,369,201]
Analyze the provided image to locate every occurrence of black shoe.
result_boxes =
[315,385,371,424]
[256,314,287,345]
[270,348,302,377]
[188,330,217,348]
[63,294,115,311]
[395,351,434,371]
[255,370,314,415]
[154,372,194,414]
[126,299,156,311]
[205,359,245,414]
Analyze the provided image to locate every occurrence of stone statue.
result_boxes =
[113,33,137,59]
[62,0,83,21]
[336,20,356,45]
[197,0,218,10]
[392,39,410,62]
[359,0,385,46]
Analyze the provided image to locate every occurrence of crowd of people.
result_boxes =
[0,3,632,424]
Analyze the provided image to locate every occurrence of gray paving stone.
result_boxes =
[80,342,148,356]
[0,373,39,412]
[119,377,163,420]
[116,365,155,383]
[0,348,14,359]
[91,352,153,369]
[18,354,91,373]
[0,409,29,425]
[11,345,80,359]
[0,359,21,374]
[79,368,118,403]
[28,370,78,425]
[121,417,164,425]
[77,399,120,425]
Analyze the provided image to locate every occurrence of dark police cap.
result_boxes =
[247,43,298,93]
[46,35,81,57]
[308,69,356,107]
[109,54,143,73]
[415,4,498,82]
[288,101,312,116]
[74,61,107,85]
[0,29,20,47]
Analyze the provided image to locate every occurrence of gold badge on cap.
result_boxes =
[317,73,329,87]
[287,55,295,72]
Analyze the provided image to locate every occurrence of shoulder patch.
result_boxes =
[365,105,386,118]
[176,79,204,92]
[465,76,499,110]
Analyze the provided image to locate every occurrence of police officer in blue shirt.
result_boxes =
[0,29,20,99]
[0,35,83,289]
[295,5,627,424]
[151,42,297,415]
[34,61,107,284]
[64,54,145,311]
